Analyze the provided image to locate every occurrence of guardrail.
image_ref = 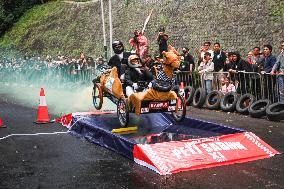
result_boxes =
[175,71,279,103]
[0,66,96,89]
[0,66,281,103]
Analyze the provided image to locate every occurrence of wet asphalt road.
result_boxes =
[0,95,284,189]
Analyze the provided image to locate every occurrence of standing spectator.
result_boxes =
[212,42,227,90]
[96,56,108,74]
[198,52,214,94]
[262,44,277,100]
[229,52,252,94]
[247,51,262,99]
[156,27,168,58]
[79,51,87,64]
[224,52,235,72]
[86,57,95,68]
[129,30,149,60]
[180,47,195,72]
[198,41,213,63]
[180,47,195,86]
[246,51,254,64]
[252,46,264,65]
[213,42,226,72]
[224,52,236,83]
[262,44,276,73]
[271,40,284,102]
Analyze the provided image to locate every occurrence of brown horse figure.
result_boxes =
[128,45,181,115]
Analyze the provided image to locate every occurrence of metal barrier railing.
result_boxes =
[175,71,202,89]
[0,62,98,89]
[175,71,279,102]
[0,60,281,103]
[261,73,278,103]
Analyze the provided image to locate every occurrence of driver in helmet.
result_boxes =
[125,54,153,97]
[108,40,131,79]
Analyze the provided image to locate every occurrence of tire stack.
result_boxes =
[265,102,284,121]
[192,88,206,108]
[220,92,239,112]
[205,90,223,110]
[183,85,284,121]
[249,100,284,121]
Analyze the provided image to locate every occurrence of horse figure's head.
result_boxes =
[162,45,181,79]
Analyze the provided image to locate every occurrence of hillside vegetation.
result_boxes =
[0,0,283,58]
[0,1,104,57]
[0,0,50,36]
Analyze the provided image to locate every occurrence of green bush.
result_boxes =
[0,0,50,36]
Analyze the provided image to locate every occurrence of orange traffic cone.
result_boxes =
[35,88,52,124]
[0,116,7,128]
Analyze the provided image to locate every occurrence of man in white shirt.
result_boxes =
[198,41,214,63]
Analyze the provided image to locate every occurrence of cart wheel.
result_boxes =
[172,93,186,122]
[117,98,129,127]
[92,83,103,110]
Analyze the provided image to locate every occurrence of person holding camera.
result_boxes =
[198,41,213,64]
[156,27,169,58]
[198,52,214,94]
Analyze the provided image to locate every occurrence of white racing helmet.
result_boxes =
[128,54,142,68]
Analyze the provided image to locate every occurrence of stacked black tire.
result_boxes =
[249,100,284,121]
[220,92,239,112]
[205,90,223,110]
[183,85,284,121]
[248,99,271,118]
[265,102,284,121]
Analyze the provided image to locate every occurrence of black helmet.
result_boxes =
[159,26,165,32]
[112,40,124,54]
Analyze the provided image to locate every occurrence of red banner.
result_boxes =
[133,132,280,175]
[56,111,115,128]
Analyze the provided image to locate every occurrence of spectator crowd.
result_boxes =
[1,27,284,103]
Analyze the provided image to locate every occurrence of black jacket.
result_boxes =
[180,53,195,71]
[236,59,252,72]
[213,51,227,72]
[125,67,153,89]
[224,61,237,71]
[108,52,131,77]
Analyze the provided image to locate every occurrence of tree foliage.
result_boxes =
[0,0,49,36]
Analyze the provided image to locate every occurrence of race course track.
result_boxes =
[0,95,284,189]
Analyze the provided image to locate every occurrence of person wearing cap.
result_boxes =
[125,54,153,97]
[156,27,169,58]
[271,40,284,102]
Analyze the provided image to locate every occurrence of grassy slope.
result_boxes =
[0,1,104,58]
[0,0,283,58]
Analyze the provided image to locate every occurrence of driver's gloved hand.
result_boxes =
[132,83,138,90]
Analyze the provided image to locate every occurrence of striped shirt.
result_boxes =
[157,70,175,84]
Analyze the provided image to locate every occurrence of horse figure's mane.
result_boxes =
[161,45,181,79]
